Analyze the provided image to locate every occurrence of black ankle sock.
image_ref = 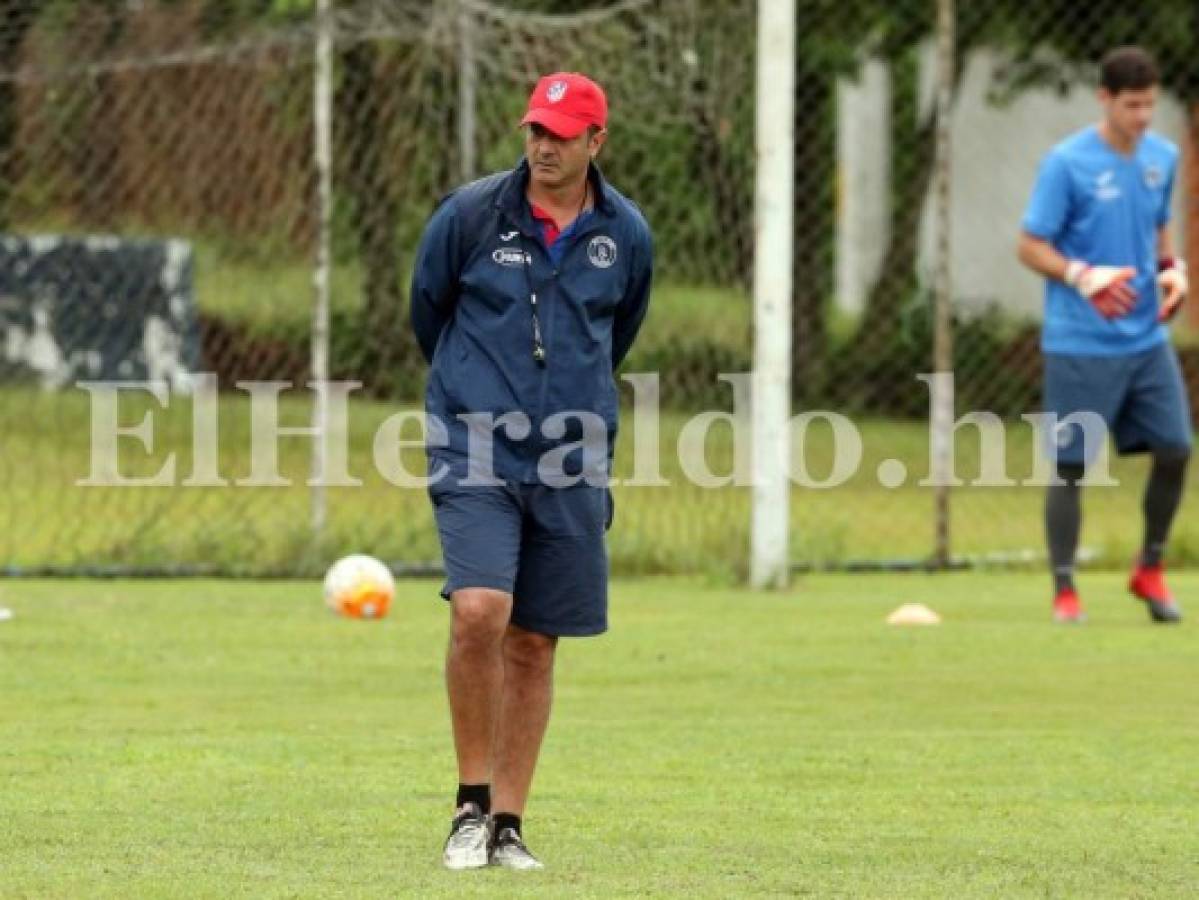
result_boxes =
[1053,572,1075,594]
[492,813,521,837]
[456,783,490,815]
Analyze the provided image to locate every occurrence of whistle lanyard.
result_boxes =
[519,190,592,368]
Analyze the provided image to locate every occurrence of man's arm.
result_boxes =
[1157,224,1175,261]
[410,200,461,364]
[1017,232,1136,319]
[1157,224,1188,322]
[1018,150,1133,319]
[1016,233,1070,282]
[611,224,653,369]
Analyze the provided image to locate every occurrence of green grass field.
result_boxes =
[2,573,1197,897]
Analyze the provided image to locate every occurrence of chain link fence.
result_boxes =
[1,0,1196,576]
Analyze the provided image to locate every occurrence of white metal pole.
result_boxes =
[932,0,955,566]
[750,0,795,589]
[311,0,334,538]
[458,0,478,182]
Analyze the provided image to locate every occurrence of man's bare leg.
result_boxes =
[442,588,511,869]
[446,588,513,784]
[492,624,558,815]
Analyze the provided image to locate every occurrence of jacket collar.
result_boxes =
[495,158,615,222]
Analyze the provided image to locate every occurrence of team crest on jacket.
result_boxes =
[1144,165,1164,189]
[587,235,617,268]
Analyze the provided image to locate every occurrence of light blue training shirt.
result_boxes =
[1021,125,1177,355]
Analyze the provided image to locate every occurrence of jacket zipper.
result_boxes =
[500,210,554,479]
[530,213,608,432]
[503,208,610,479]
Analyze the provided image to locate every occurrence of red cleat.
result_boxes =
[1129,563,1183,623]
[1053,588,1085,623]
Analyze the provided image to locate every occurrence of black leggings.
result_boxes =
[1046,448,1191,588]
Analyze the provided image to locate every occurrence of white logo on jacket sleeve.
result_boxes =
[492,248,530,267]
[587,235,617,268]
[547,80,568,102]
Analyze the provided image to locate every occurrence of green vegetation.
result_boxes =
[191,238,754,358]
[3,385,1197,575]
[5,233,1197,576]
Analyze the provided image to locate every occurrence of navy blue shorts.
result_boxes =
[428,476,613,637]
[1043,343,1193,466]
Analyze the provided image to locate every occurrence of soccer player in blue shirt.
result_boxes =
[1018,46,1191,624]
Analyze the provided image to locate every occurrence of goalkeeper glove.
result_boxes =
[1064,261,1137,319]
[1157,257,1188,322]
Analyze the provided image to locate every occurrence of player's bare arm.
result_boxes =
[1156,225,1189,321]
[1018,232,1136,319]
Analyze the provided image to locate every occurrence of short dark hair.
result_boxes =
[1100,46,1159,94]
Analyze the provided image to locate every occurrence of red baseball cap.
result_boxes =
[520,72,608,139]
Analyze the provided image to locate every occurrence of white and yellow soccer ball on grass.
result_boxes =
[323,554,395,619]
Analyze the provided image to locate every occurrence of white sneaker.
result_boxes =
[442,803,490,870]
[489,826,544,870]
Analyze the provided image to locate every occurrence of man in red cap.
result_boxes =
[411,72,653,870]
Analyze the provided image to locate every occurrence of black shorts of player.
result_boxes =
[428,475,614,637]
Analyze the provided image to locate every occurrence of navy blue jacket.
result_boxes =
[411,159,653,483]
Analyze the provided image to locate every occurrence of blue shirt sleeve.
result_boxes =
[612,220,653,369]
[1022,151,1071,242]
[1157,154,1176,228]
[410,198,461,365]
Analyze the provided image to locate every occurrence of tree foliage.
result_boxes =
[988,1,1199,104]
